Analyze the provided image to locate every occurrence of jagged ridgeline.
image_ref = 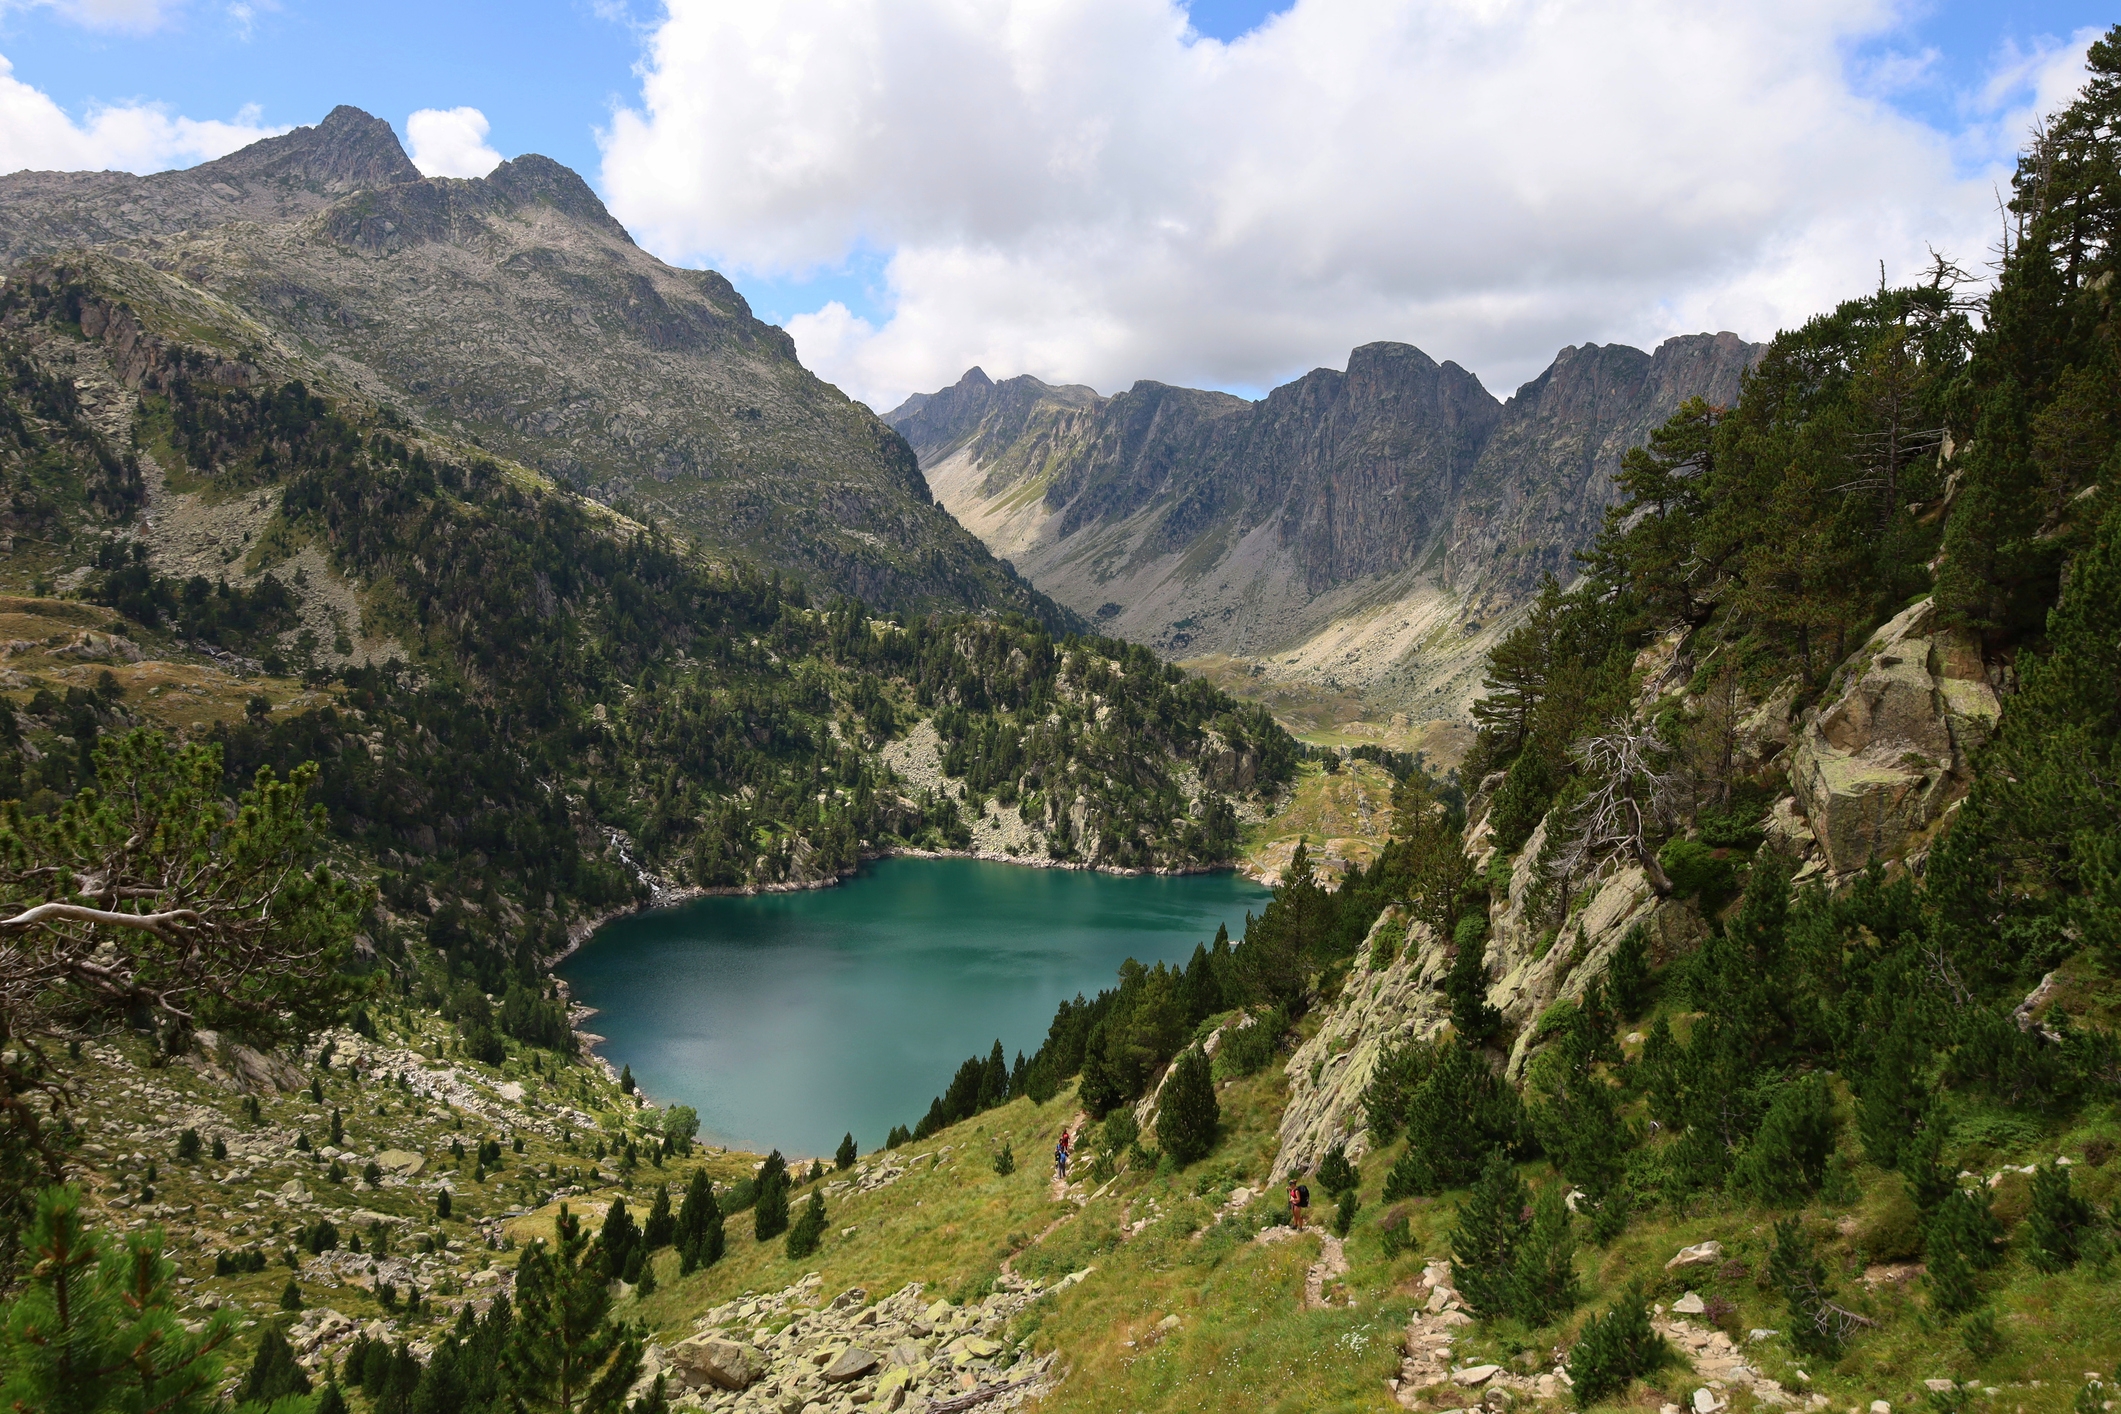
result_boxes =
[0,265,1297,972]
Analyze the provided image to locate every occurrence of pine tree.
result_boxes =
[1565,1287,1668,1403]
[674,1170,723,1276]
[508,1206,643,1414]
[1315,1144,1357,1197]
[977,1040,1008,1111]
[1769,1216,1843,1358]
[835,1133,857,1170]
[1606,923,1653,1017]
[1449,1149,1530,1319]
[2026,1162,2096,1272]
[1381,1142,1436,1201]
[1446,916,1502,1044]
[0,1186,235,1414]
[619,1066,635,1095]
[1509,1183,1580,1327]
[1731,1073,1836,1202]
[993,1143,1016,1176]
[600,1198,639,1281]
[1154,1046,1220,1165]
[243,1324,313,1404]
[753,1152,791,1242]
[642,1184,674,1251]
[785,1190,827,1260]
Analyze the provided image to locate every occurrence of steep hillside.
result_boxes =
[0,106,1054,619]
[0,257,1298,961]
[888,336,1757,721]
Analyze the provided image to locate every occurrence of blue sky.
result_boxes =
[0,0,2109,402]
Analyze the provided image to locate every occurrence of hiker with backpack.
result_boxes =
[1288,1178,1310,1230]
[1055,1128,1071,1181]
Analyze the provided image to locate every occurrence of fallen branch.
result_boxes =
[931,1374,1046,1412]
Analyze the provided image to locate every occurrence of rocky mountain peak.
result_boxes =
[486,154,633,243]
[195,104,420,193]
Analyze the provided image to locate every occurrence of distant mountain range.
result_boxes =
[888,334,1760,721]
[0,106,1057,621]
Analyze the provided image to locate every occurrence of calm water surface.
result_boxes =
[557,858,1270,1156]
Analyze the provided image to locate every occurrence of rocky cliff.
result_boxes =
[0,106,1055,619]
[889,335,1759,719]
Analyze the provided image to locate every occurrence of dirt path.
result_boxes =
[1302,1231,1350,1309]
[998,1111,1093,1283]
[1048,1110,1089,1202]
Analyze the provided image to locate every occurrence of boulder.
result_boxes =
[670,1335,766,1391]
[1788,598,2000,874]
[1454,1366,1502,1386]
[1666,1240,1724,1270]
[822,1347,881,1383]
[374,1150,425,1176]
[1672,1292,1707,1315]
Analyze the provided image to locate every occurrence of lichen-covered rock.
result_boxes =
[670,1335,767,1391]
[1788,598,1999,874]
[1270,908,1452,1183]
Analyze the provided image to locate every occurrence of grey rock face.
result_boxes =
[2,108,1052,620]
[1787,597,2000,874]
[890,335,1760,714]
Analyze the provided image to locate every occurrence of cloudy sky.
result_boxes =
[0,1,2105,410]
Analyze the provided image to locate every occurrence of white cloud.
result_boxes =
[599,0,2103,411]
[0,54,282,174]
[404,106,504,180]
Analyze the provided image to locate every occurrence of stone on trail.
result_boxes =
[1672,1292,1707,1315]
[1454,1366,1501,1386]
[1694,1389,1723,1414]
[823,1346,881,1383]
[1666,1240,1724,1270]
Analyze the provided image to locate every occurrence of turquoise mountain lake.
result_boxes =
[556,857,1270,1157]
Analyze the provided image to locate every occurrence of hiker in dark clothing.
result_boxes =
[1289,1179,1310,1230]
[1055,1129,1071,1181]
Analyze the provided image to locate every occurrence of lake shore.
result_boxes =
[550,843,1256,967]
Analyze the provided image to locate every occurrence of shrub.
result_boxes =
[836,1133,857,1170]
[1961,1307,2003,1361]
[1566,1288,1668,1402]
[1332,1190,1359,1237]
[2026,1162,2096,1271]
[176,1127,201,1162]
[994,1143,1016,1177]
[1214,1008,1283,1079]
[1658,838,1738,910]
[1379,1210,1415,1260]
[1102,1107,1139,1156]
[279,1278,304,1311]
